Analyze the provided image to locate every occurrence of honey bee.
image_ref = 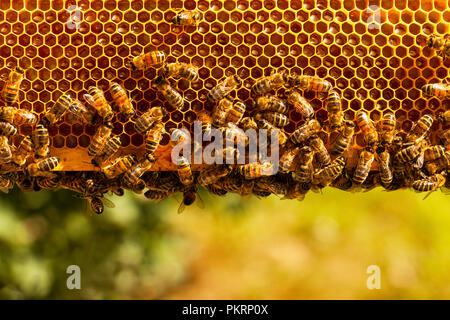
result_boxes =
[352,149,375,185]
[377,111,397,146]
[237,162,274,179]
[178,185,205,214]
[144,189,169,201]
[127,50,166,71]
[122,155,156,188]
[84,86,114,123]
[91,136,121,167]
[11,135,33,166]
[427,34,450,59]
[285,89,314,120]
[1,67,24,106]
[87,196,116,215]
[172,10,203,26]
[226,100,246,124]
[221,122,248,147]
[240,117,258,130]
[176,156,194,185]
[206,184,228,196]
[33,123,50,158]
[425,151,449,175]
[421,83,450,99]
[256,119,288,146]
[309,135,331,167]
[376,147,393,187]
[67,99,97,125]
[279,146,301,172]
[42,93,72,126]
[424,145,446,162]
[405,114,434,143]
[313,156,346,186]
[0,106,37,126]
[437,110,450,125]
[394,140,425,167]
[198,165,233,186]
[88,123,113,157]
[331,120,355,155]
[27,156,60,177]
[109,82,135,119]
[293,146,314,183]
[255,112,289,127]
[325,90,344,130]
[207,75,241,103]
[251,71,289,97]
[0,136,12,164]
[135,106,165,134]
[212,95,233,127]
[291,75,332,93]
[355,110,378,147]
[255,96,288,114]
[441,128,450,151]
[170,127,190,147]
[162,62,199,82]
[290,119,321,144]
[0,173,15,193]
[282,182,309,201]
[145,122,164,156]
[255,176,288,196]
[102,154,137,179]
[412,172,447,199]
[197,111,212,140]
[0,121,17,137]
[36,175,61,190]
[154,76,184,109]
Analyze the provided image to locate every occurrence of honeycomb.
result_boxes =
[0,0,449,173]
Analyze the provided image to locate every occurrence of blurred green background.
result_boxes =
[0,185,449,299]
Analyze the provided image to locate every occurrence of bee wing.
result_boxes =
[102,197,115,208]
[178,202,186,214]
[196,193,205,209]
[422,190,435,200]
[83,94,95,108]
[440,187,450,195]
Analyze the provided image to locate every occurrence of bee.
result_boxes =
[425,151,449,175]
[221,122,248,147]
[206,184,228,196]
[331,120,355,155]
[290,119,321,144]
[405,114,434,143]
[376,147,393,187]
[237,162,274,179]
[279,146,301,172]
[172,10,203,26]
[255,96,288,114]
[178,185,205,214]
[421,83,450,99]
[27,157,60,177]
[175,156,194,185]
[33,123,50,158]
[240,116,258,130]
[325,90,343,130]
[109,82,135,119]
[87,197,115,215]
[144,189,169,201]
[0,121,17,137]
[441,128,450,151]
[251,71,289,97]
[424,145,446,162]
[355,110,378,147]
[394,141,426,165]
[293,146,314,183]
[11,135,33,166]
[170,127,191,148]
[122,155,156,188]
[285,89,315,120]
[135,106,165,134]
[255,112,289,127]
[197,111,212,140]
[67,99,97,125]
[427,34,450,59]
[437,110,450,125]
[154,76,184,109]
[88,123,112,157]
[91,136,121,167]
[282,182,309,201]
[102,154,137,179]
[0,173,15,193]
[255,176,288,196]
[127,50,166,71]
[161,62,199,82]
[36,175,61,190]
[377,112,397,146]
[42,93,72,126]
[198,165,233,186]
[291,75,332,93]
[313,156,346,186]
[212,95,233,127]
[207,75,241,103]
[84,86,114,123]
[256,119,288,146]
[309,135,331,167]
[0,136,12,164]
[412,172,447,198]
[0,106,37,126]
[352,149,375,184]
[1,67,24,106]
[145,122,164,156]
[226,100,246,124]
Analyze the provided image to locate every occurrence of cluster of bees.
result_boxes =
[0,10,448,213]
